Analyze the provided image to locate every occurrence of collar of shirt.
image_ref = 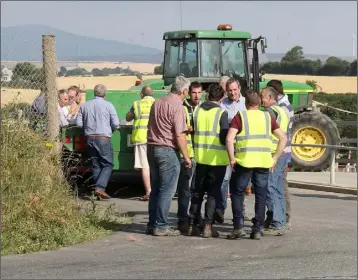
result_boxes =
[278,94,289,103]
[168,93,183,103]
[95,96,104,100]
[143,96,155,100]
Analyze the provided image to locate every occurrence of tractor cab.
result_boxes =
[162,24,267,92]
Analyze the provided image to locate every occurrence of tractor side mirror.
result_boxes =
[260,37,267,54]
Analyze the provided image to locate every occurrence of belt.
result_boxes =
[87,135,110,139]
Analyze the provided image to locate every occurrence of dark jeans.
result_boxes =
[177,158,196,224]
[189,164,226,225]
[147,145,181,230]
[86,136,114,190]
[230,163,269,233]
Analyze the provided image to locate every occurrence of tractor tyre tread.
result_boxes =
[291,111,340,172]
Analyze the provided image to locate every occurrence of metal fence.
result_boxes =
[291,143,357,185]
[1,35,59,145]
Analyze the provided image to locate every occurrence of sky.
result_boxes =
[1,1,357,57]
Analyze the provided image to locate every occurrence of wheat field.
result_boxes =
[1,74,356,107]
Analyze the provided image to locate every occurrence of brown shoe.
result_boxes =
[94,189,111,200]
[203,224,219,238]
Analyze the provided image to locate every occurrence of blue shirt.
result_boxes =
[220,95,246,123]
[277,95,294,164]
[76,97,120,137]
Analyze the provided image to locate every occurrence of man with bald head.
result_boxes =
[126,85,155,201]
[260,86,290,236]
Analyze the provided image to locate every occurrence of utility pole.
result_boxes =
[179,0,183,30]
[353,33,356,58]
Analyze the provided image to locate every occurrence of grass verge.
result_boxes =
[1,104,132,256]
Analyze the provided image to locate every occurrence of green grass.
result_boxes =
[1,105,132,256]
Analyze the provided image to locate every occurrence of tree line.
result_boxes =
[0,62,142,89]
[58,66,140,77]
[153,46,357,77]
[260,46,356,76]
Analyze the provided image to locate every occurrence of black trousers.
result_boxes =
[189,163,227,225]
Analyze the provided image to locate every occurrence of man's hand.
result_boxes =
[230,159,237,171]
[270,156,278,173]
[187,126,193,133]
[184,157,192,168]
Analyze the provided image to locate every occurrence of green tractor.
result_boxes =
[62,24,340,180]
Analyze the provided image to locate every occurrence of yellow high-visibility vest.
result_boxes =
[131,97,155,144]
[270,105,289,152]
[193,106,229,166]
[179,106,194,158]
[234,110,274,168]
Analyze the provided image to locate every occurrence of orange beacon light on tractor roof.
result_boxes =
[217,24,232,31]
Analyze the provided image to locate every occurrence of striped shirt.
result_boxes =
[278,95,294,164]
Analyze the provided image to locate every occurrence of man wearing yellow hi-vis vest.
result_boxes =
[226,89,287,240]
[188,83,229,238]
[126,86,155,201]
[176,81,203,234]
[260,86,290,237]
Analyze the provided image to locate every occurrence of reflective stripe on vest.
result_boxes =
[131,98,155,144]
[193,106,229,166]
[270,105,289,152]
[179,106,194,158]
[234,110,274,168]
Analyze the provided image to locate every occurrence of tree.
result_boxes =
[281,46,304,63]
[317,56,350,76]
[58,66,67,77]
[348,60,357,76]
[154,62,163,75]
[13,62,38,78]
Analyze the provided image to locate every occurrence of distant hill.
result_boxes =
[1,24,163,63]
[1,24,355,64]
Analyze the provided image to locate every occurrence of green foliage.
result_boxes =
[6,62,45,89]
[261,46,356,76]
[64,66,139,77]
[1,105,132,255]
[306,80,321,92]
[313,93,357,140]
[154,62,164,75]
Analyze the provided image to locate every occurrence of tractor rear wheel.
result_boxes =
[291,111,340,171]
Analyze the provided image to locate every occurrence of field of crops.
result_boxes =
[1,74,356,107]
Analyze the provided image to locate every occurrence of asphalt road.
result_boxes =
[2,188,357,279]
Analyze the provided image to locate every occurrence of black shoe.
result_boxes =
[214,210,225,224]
[146,227,153,235]
[250,232,261,240]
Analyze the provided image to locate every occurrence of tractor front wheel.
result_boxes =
[291,111,340,171]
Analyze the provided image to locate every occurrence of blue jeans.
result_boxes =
[220,165,246,217]
[265,155,287,228]
[86,136,114,190]
[219,165,232,210]
[230,164,269,233]
[177,158,196,224]
[147,145,181,230]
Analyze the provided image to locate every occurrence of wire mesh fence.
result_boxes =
[1,35,88,196]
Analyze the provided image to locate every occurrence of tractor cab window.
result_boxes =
[221,40,247,78]
[200,40,221,77]
[163,40,198,78]
[200,39,247,78]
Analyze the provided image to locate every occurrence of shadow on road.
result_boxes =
[293,193,357,201]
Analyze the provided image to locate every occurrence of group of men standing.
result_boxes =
[127,75,293,240]
[73,74,293,240]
